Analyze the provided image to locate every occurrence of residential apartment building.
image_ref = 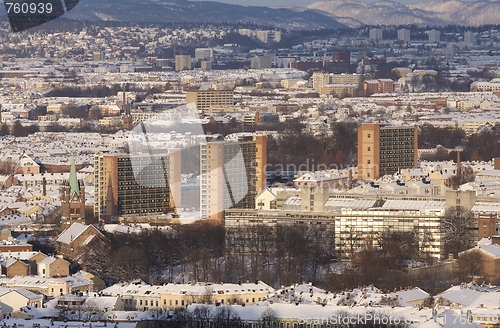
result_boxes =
[369,28,384,41]
[321,84,358,98]
[194,48,213,60]
[250,56,273,69]
[94,152,181,222]
[332,50,350,63]
[312,72,330,92]
[313,72,361,94]
[357,123,418,180]
[362,79,395,96]
[397,28,411,42]
[428,30,441,43]
[330,73,361,85]
[175,55,191,71]
[200,135,266,221]
[256,30,269,43]
[186,90,234,112]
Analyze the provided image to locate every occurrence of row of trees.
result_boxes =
[81,222,334,287]
[412,123,500,162]
[266,121,358,169]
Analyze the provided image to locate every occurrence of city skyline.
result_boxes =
[192,0,484,7]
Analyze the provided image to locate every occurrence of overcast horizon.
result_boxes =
[192,0,487,8]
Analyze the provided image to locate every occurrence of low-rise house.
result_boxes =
[84,296,124,312]
[55,222,108,260]
[101,280,274,312]
[459,241,500,285]
[0,174,14,189]
[1,258,28,278]
[0,288,43,313]
[3,275,93,297]
[387,287,430,307]
[37,256,70,278]
[57,294,123,312]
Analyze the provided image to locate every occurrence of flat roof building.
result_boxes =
[186,90,234,112]
[358,123,418,180]
[200,135,266,222]
[94,151,181,222]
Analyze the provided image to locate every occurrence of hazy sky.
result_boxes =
[193,0,474,7]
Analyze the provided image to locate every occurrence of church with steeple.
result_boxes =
[60,157,85,230]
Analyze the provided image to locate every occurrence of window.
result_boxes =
[367,133,371,138]
[367,147,370,151]
[140,300,143,305]
[367,160,370,164]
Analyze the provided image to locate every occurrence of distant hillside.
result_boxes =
[306,0,500,27]
[57,0,346,30]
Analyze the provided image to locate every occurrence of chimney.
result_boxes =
[348,169,353,189]
[456,151,461,180]
[494,158,500,170]
[42,177,46,196]
[122,88,126,112]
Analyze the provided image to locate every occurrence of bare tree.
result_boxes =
[442,206,475,257]
[191,305,212,328]
[457,249,483,283]
[0,160,15,175]
[213,305,241,328]
[261,308,279,328]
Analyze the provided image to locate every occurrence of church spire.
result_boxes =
[69,156,80,196]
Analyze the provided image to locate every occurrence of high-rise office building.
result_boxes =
[200,135,266,221]
[94,151,181,222]
[397,28,411,42]
[428,30,441,43]
[175,55,191,71]
[357,123,418,180]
